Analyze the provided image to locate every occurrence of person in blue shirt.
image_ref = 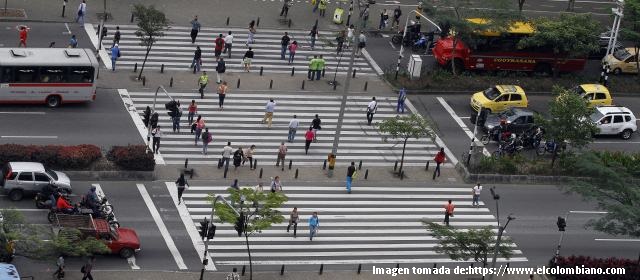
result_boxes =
[397,88,407,113]
[69,35,78,48]
[308,212,319,241]
[110,44,120,71]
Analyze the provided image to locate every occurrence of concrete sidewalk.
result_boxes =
[2,0,363,32]
[25,270,545,280]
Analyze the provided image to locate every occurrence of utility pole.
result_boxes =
[199,195,238,280]
[487,214,515,280]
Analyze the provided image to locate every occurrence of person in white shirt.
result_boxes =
[288,115,300,142]
[223,31,233,57]
[472,183,482,207]
[152,125,163,154]
[262,99,277,128]
[221,141,234,169]
[76,0,87,25]
[366,97,377,125]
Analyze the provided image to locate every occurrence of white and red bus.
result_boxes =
[0,48,98,107]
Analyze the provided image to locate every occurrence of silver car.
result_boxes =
[1,162,71,201]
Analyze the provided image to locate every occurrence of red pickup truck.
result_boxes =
[52,214,141,258]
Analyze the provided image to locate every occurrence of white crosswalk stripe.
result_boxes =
[170,183,527,267]
[125,91,445,167]
[100,24,376,75]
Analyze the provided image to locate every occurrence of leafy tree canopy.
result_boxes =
[517,13,600,57]
[133,4,170,47]
[213,187,288,236]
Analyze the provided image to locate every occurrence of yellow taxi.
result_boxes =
[571,84,612,107]
[603,47,639,74]
[470,85,528,113]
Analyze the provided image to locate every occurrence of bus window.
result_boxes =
[14,67,38,83]
[0,67,13,83]
[68,67,94,83]
[40,67,66,83]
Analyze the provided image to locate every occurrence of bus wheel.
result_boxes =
[46,95,61,108]
[534,63,552,76]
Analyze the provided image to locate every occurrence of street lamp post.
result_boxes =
[602,0,624,86]
[487,214,515,280]
[552,210,608,265]
[394,10,441,80]
[199,195,239,280]
[489,186,500,227]
[146,86,174,151]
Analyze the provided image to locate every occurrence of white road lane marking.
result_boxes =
[216,257,528,266]
[118,89,165,165]
[137,183,188,270]
[404,98,460,166]
[362,48,384,75]
[1,136,58,139]
[388,41,397,50]
[436,97,490,156]
[64,23,71,34]
[594,238,640,242]
[84,23,111,69]
[0,112,46,115]
[165,182,216,271]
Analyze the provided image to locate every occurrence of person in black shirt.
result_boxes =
[176,174,188,205]
[243,47,254,72]
[280,32,290,60]
[346,162,356,194]
[311,114,321,142]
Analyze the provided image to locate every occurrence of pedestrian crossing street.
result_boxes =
[100,24,377,76]
[125,91,446,167]
[169,182,527,268]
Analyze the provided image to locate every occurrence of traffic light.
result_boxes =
[199,219,210,239]
[150,112,159,128]
[206,224,217,239]
[557,216,566,232]
[234,213,245,237]
[143,106,151,128]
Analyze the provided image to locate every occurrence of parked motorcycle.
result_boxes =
[492,135,523,158]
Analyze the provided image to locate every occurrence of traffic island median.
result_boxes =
[0,144,155,181]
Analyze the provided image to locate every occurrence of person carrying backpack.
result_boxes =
[233,147,244,169]
[366,97,377,125]
[201,128,212,155]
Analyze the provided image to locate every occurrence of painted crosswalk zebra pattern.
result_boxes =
[167,182,527,269]
[123,91,443,166]
[100,24,377,76]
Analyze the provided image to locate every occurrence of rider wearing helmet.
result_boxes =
[85,186,100,217]
[56,193,74,214]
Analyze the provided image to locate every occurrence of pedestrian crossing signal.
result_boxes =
[199,219,210,239]
[235,213,245,237]
[557,216,566,231]
[207,224,217,239]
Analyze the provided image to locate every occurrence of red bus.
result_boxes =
[432,19,586,74]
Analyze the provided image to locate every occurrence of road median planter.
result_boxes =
[0,144,155,180]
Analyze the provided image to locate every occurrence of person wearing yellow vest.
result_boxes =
[315,55,326,80]
[308,55,319,81]
[197,71,208,99]
[318,0,328,17]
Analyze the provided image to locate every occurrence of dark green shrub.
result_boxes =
[0,144,101,169]
[107,145,155,171]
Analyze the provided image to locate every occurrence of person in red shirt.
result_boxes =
[304,127,315,154]
[56,195,74,214]
[214,34,225,61]
[433,147,445,180]
[18,25,29,47]
[444,200,455,226]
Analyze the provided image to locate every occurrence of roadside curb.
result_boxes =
[455,162,589,185]
[65,170,154,181]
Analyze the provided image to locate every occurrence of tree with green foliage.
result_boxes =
[620,0,640,76]
[378,113,435,175]
[213,187,288,280]
[565,152,640,237]
[517,13,600,77]
[425,222,515,267]
[0,209,109,262]
[533,86,598,166]
[132,4,170,80]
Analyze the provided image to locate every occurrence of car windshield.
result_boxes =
[590,111,605,123]
[498,109,517,118]
[483,87,501,100]
[45,169,58,180]
[571,86,586,95]
[613,48,632,61]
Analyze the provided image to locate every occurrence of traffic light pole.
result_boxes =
[487,215,515,280]
[552,210,608,266]
[146,86,174,151]
[200,195,239,280]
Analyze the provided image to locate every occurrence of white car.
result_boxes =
[591,106,637,140]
